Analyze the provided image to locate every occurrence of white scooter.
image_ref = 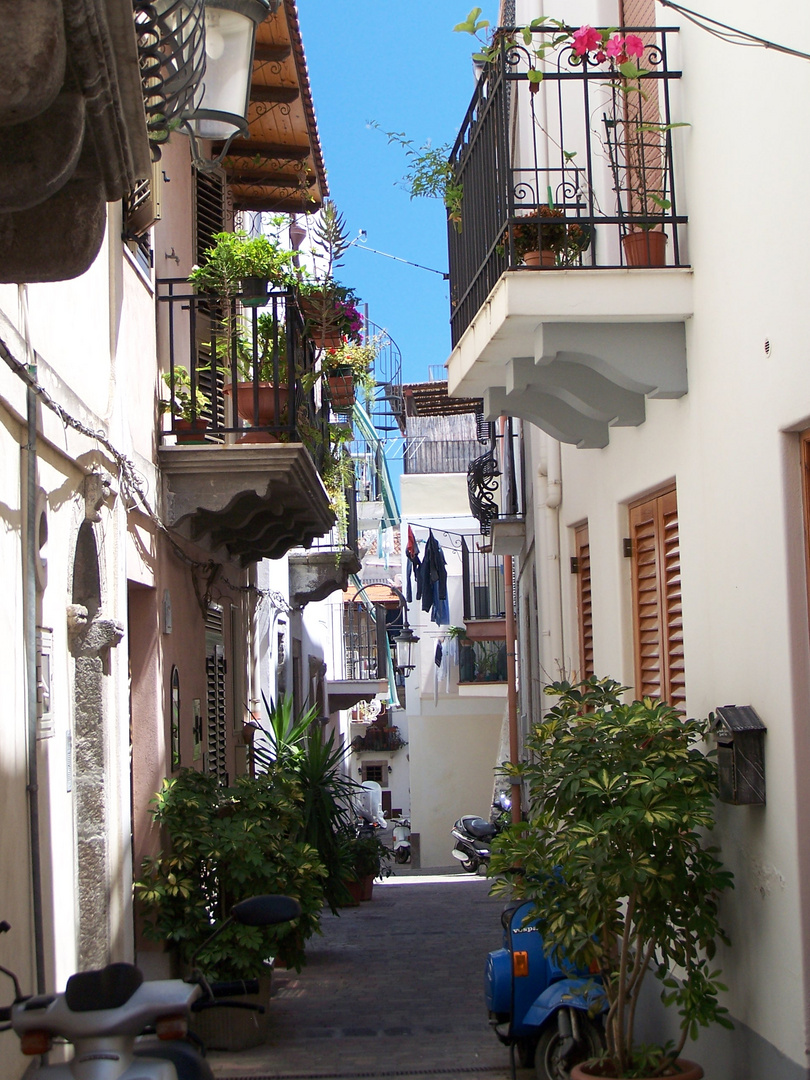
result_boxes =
[0,895,300,1079]
[391,819,411,864]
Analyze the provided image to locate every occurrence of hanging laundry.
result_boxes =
[405,524,421,602]
[417,530,449,626]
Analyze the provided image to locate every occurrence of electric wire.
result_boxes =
[0,335,290,612]
[656,0,810,62]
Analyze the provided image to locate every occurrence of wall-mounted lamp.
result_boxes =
[181,0,277,170]
[392,623,419,678]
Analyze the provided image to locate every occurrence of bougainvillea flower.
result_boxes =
[572,25,602,55]
[624,34,645,58]
[605,35,625,58]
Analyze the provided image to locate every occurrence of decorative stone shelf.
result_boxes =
[158,444,334,565]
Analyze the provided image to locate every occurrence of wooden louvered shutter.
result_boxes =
[206,645,227,783]
[574,523,594,680]
[205,604,228,784]
[629,488,684,707]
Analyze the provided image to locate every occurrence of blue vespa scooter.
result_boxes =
[485,899,606,1080]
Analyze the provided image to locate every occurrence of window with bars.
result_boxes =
[573,523,594,681]
[205,604,228,784]
[628,487,685,707]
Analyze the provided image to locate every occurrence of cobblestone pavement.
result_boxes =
[208,869,533,1080]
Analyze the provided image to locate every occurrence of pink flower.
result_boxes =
[572,25,601,56]
[605,35,625,58]
[624,34,645,58]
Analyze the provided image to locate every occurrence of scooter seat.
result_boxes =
[461,816,496,839]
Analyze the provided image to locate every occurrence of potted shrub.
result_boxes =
[510,205,590,267]
[159,366,209,442]
[344,830,393,901]
[320,337,378,412]
[188,227,301,304]
[135,767,327,976]
[490,677,734,1080]
[299,278,363,349]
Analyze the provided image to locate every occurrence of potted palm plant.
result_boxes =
[490,677,734,1080]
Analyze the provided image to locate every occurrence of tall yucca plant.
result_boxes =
[252,693,359,912]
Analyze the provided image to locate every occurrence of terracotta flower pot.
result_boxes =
[622,229,668,267]
[300,297,345,349]
[224,382,289,443]
[522,249,557,267]
[328,371,355,411]
[173,418,209,444]
[572,1059,703,1080]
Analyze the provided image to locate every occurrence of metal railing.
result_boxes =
[467,418,523,535]
[448,26,685,345]
[157,280,329,457]
[331,601,388,682]
[458,639,508,684]
[461,538,506,621]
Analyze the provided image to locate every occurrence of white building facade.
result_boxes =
[447,1,810,1076]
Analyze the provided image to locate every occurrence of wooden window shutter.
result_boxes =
[194,169,226,264]
[629,488,684,706]
[574,523,594,680]
[205,604,228,784]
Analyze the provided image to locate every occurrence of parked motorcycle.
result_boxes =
[0,894,300,1079]
[391,818,411,864]
[485,899,606,1080]
[451,792,511,874]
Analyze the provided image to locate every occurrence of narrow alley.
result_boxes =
[209,870,524,1080]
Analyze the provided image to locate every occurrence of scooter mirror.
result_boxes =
[231,895,301,927]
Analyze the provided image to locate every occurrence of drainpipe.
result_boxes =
[537,432,564,710]
[20,285,46,993]
[500,417,521,824]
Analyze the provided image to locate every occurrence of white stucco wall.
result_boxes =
[493,1,810,1073]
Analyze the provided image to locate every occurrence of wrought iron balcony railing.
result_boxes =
[448,25,685,345]
[157,280,330,460]
[467,418,523,536]
[351,725,407,752]
[461,538,505,621]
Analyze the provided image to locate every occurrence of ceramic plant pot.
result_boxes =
[622,228,667,267]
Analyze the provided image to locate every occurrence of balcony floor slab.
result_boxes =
[447,269,694,448]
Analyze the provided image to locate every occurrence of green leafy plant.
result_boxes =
[319,337,379,397]
[370,123,463,230]
[159,366,208,421]
[344,830,393,881]
[490,677,734,1078]
[188,228,301,298]
[134,767,326,976]
[510,205,589,259]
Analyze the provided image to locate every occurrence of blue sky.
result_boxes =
[296,1,499,385]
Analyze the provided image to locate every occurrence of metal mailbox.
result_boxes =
[713,705,766,806]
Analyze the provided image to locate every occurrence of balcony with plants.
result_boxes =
[446,19,694,449]
[157,228,341,564]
